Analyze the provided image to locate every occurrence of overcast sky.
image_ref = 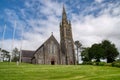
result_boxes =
[0,0,120,55]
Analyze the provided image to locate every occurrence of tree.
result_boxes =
[101,40,119,63]
[0,48,10,62]
[89,44,104,62]
[2,49,10,61]
[81,47,91,62]
[12,47,19,62]
[81,40,119,63]
[75,41,82,64]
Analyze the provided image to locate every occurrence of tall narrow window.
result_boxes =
[50,41,54,54]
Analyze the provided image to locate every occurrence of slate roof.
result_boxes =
[21,50,35,58]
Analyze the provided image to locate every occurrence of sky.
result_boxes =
[0,0,120,56]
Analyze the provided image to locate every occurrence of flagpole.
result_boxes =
[10,21,16,62]
[0,24,6,62]
[2,24,6,49]
[19,27,23,63]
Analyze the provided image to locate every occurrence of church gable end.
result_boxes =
[33,34,60,65]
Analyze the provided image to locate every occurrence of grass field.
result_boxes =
[0,62,120,80]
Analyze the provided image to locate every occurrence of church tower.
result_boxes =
[60,6,76,65]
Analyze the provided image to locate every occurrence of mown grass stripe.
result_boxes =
[0,62,120,80]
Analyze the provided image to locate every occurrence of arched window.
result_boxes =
[48,41,56,54]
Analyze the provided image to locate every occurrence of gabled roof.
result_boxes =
[45,34,59,45]
[33,34,59,56]
[22,50,35,58]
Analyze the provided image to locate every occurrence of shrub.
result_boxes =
[112,61,120,68]
[82,61,93,65]
[92,62,106,66]
[105,63,112,66]
[82,62,106,66]
[98,62,106,66]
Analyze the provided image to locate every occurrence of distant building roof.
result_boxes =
[21,50,35,58]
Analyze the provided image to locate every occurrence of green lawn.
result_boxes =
[0,62,120,80]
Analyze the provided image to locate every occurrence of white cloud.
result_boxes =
[1,0,120,57]
[72,1,120,52]
[95,0,104,3]
[1,0,62,52]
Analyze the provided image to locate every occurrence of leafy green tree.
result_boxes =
[0,49,10,62]
[2,50,10,61]
[81,47,91,62]
[101,40,119,63]
[89,44,104,62]
[12,47,19,62]
[81,40,119,63]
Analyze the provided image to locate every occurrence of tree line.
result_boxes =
[79,40,119,63]
[0,47,20,62]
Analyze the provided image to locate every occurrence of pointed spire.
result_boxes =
[62,5,67,21]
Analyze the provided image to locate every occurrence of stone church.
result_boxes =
[21,6,76,65]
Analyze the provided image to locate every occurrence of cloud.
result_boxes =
[1,0,120,58]
[95,0,104,3]
[1,0,62,51]
[72,0,120,51]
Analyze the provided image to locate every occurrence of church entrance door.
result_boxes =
[51,61,55,65]
[51,57,55,65]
